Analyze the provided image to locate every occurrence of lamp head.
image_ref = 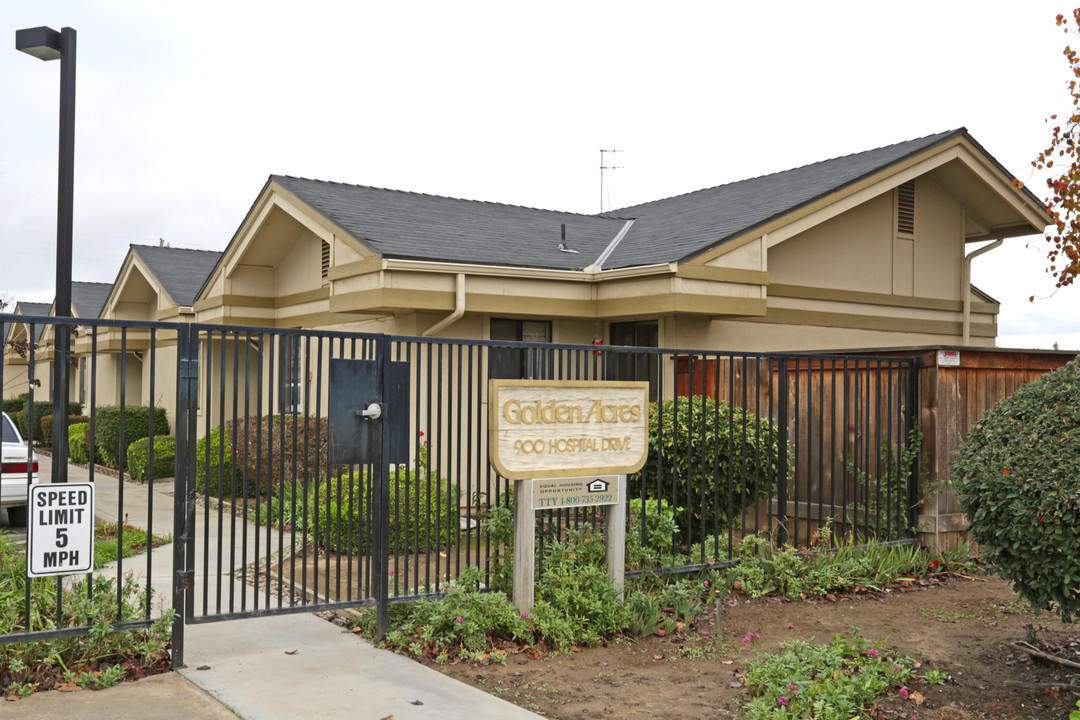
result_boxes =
[16,26,62,61]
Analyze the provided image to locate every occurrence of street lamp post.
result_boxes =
[16,26,77,483]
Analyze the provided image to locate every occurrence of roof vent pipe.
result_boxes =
[423,273,466,337]
[558,224,579,254]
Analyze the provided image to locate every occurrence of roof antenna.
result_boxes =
[599,148,623,213]
[557,223,579,254]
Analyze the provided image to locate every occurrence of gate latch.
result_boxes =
[358,402,382,421]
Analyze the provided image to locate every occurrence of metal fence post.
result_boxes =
[775,357,789,547]
[906,358,921,537]
[172,325,196,668]
[371,334,391,638]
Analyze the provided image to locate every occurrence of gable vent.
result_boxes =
[896,180,915,236]
[320,240,330,280]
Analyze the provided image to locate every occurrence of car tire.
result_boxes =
[7,505,28,527]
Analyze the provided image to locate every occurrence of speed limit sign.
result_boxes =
[27,483,95,577]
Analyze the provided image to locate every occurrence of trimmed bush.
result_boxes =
[631,396,782,544]
[952,357,1080,623]
[307,468,460,554]
[195,415,329,498]
[41,414,90,444]
[16,400,84,443]
[2,394,29,415]
[126,435,176,483]
[69,422,91,464]
[93,406,169,468]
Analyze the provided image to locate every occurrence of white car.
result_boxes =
[1,411,38,526]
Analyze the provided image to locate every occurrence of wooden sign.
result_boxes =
[489,380,649,480]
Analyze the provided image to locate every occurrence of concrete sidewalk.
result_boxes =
[10,458,542,720]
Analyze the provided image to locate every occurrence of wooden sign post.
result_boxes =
[489,380,649,612]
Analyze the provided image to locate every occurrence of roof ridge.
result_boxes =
[272,174,612,221]
[603,128,967,215]
[131,244,222,254]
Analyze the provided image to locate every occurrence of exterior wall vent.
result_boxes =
[896,180,915,236]
[321,240,331,280]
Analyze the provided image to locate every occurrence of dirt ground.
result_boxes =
[425,575,1079,720]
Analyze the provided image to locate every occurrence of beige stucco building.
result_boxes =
[192,129,1045,354]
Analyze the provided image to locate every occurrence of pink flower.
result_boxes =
[455,617,463,623]
[892,665,901,672]
[777,696,789,707]
[521,612,527,618]
[751,632,760,639]
[703,580,709,586]
[741,637,750,643]
[869,649,879,657]
[389,569,395,576]
[786,624,794,629]
[789,684,798,693]
[900,687,909,699]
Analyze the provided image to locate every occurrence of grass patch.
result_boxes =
[93,521,170,569]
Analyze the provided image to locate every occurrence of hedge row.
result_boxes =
[195,416,329,498]
[92,406,170,468]
[8,399,84,443]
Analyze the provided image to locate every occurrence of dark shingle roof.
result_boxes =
[257,129,1040,276]
[598,129,968,268]
[70,281,112,319]
[273,176,626,271]
[131,245,223,306]
[15,302,52,343]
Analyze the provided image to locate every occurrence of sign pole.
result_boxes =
[512,478,535,613]
[604,474,626,601]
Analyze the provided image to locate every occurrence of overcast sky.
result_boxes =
[2,1,1077,349]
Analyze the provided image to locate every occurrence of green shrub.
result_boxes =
[16,400,83,443]
[631,396,782,546]
[625,497,680,570]
[195,415,330,498]
[41,413,89,444]
[126,435,176,482]
[93,406,169,468]
[530,526,630,648]
[309,468,461,554]
[2,394,28,415]
[69,422,91,464]
[952,357,1080,623]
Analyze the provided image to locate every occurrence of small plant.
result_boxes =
[922,667,950,685]
[659,578,702,625]
[626,590,670,637]
[625,497,679,571]
[741,631,914,719]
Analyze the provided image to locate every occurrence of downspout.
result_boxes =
[422,273,465,337]
[962,238,1002,345]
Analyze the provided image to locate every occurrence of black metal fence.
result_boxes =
[0,315,919,664]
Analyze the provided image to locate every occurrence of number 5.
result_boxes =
[56,528,68,548]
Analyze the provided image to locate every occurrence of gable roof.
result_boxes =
[14,302,52,343]
[261,129,1045,276]
[129,245,223,307]
[273,175,627,271]
[598,128,1045,268]
[70,281,112,320]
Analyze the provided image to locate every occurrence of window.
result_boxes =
[280,335,302,413]
[2,414,21,444]
[609,320,660,401]
[489,318,552,379]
